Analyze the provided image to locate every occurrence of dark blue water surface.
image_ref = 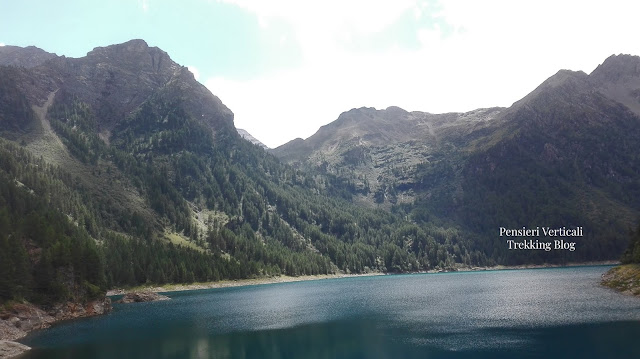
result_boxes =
[19,266,640,358]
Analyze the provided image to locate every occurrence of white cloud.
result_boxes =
[187,65,201,81]
[220,0,414,33]
[219,0,415,62]
[139,0,149,12]
[208,0,640,148]
[0,43,5,47]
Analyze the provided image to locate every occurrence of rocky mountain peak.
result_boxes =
[332,107,372,123]
[538,69,589,89]
[590,54,640,84]
[85,39,178,76]
[509,55,640,118]
[383,105,409,117]
[2,39,235,137]
[330,106,410,127]
[88,39,157,58]
[589,54,640,116]
[508,69,589,112]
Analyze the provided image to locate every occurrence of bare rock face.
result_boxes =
[116,291,170,304]
[48,298,113,321]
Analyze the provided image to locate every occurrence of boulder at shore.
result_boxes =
[116,291,170,303]
[0,340,31,359]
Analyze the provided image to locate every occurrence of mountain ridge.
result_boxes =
[272,53,640,264]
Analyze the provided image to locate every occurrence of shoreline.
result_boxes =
[107,260,619,296]
[1,261,620,357]
[453,260,618,273]
[106,272,385,296]
[0,298,111,358]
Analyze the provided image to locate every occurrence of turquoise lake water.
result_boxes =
[20,266,640,358]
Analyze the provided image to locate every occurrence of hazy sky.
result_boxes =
[1,0,639,148]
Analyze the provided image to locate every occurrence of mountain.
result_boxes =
[0,40,487,309]
[3,39,637,311]
[273,54,640,264]
[272,106,504,206]
[237,128,268,149]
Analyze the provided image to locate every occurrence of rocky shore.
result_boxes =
[0,298,111,358]
[601,264,640,297]
[116,291,170,303]
[0,341,31,359]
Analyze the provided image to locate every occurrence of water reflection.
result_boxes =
[23,319,640,359]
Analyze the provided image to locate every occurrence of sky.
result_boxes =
[1,0,639,148]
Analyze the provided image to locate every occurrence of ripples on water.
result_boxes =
[21,266,640,358]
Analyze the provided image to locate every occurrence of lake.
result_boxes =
[19,266,640,358]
